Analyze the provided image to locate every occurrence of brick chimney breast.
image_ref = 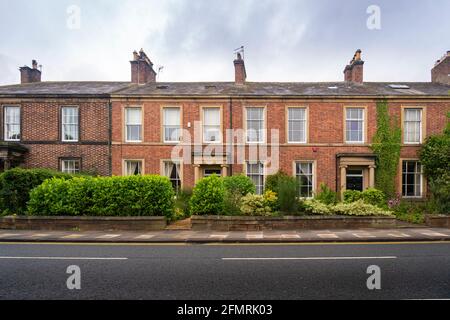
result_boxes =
[343,50,364,84]
[234,52,247,85]
[19,60,41,84]
[130,49,157,84]
[431,51,450,85]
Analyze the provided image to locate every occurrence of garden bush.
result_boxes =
[0,168,74,215]
[189,175,225,215]
[304,199,333,215]
[332,200,392,216]
[27,175,175,218]
[277,176,298,214]
[223,175,256,196]
[344,188,386,208]
[240,193,276,217]
[174,188,193,220]
[314,183,338,205]
[343,190,362,203]
[265,171,290,194]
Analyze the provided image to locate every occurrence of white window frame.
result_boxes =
[4,106,21,142]
[163,107,182,143]
[287,107,307,144]
[295,161,315,199]
[202,107,222,144]
[61,159,81,174]
[61,106,79,142]
[124,160,143,176]
[403,108,423,145]
[345,107,365,144]
[246,107,266,144]
[246,161,265,195]
[163,161,182,191]
[125,107,142,143]
[402,160,423,198]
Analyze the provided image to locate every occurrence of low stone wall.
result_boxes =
[425,215,450,228]
[191,215,397,231]
[0,216,167,231]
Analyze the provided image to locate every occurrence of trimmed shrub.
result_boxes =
[277,176,298,214]
[27,175,175,218]
[174,188,193,220]
[304,199,333,215]
[343,190,362,203]
[265,171,290,194]
[314,183,338,205]
[240,194,274,217]
[223,175,256,196]
[189,175,225,215]
[332,200,392,216]
[0,168,74,215]
[361,188,386,208]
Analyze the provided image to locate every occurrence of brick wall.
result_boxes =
[0,98,111,176]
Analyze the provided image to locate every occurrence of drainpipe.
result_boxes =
[228,97,233,176]
[108,101,113,176]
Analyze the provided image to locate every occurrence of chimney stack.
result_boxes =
[234,52,247,85]
[19,60,41,84]
[343,49,364,84]
[431,51,450,85]
[130,49,157,84]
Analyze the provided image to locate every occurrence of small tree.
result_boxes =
[370,100,402,198]
[420,113,450,214]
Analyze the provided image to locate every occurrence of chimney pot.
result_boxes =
[130,49,157,84]
[20,60,41,84]
[343,50,364,84]
[234,53,247,85]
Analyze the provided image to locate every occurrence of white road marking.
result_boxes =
[0,256,128,261]
[421,232,449,237]
[352,233,376,238]
[247,233,264,239]
[210,234,228,239]
[222,256,397,261]
[388,233,411,238]
[281,234,301,239]
[135,234,156,240]
[317,233,339,239]
[96,234,121,239]
[30,234,50,237]
[62,234,85,239]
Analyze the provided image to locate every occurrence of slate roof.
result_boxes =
[0,81,449,98]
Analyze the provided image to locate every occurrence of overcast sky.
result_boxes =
[0,0,449,85]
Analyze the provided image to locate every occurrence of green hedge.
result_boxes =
[0,168,74,215]
[27,175,175,218]
[343,188,386,208]
[189,175,225,215]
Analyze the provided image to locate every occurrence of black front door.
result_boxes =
[346,170,364,191]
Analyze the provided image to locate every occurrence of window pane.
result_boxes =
[164,108,181,142]
[247,162,264,195]
[247,108,264,142]
[164,162,181,191]
[404,109,422,143]
[62,107,79,141]
[5,107,21,141]
[126,108,142,141]
[296,162,314,198]
[288,108,306,143]
[402,161,422,197]
[125,161,142,176]
[61,160,80,174]
[126,108,142,124]
[127,125,141,141]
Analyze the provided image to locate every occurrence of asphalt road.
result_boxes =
[0,242,449,300]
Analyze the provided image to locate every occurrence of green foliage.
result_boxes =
[223,175,256,196]
[0,168,74,215]
[362,188,386,207]
[27,175,175,218]
[344,188,386,208]
[304,199,333,215]
[343,190,362,203]
[314,183,338,205]
[173,188,193,220]
[420,115,450,214]
[189,175,225,215]
[371,100,402,198]
[391,200,426,224]
[240,193,275,217]
[264,171,290,194]
[332,200,392,216]
[277,176,298,214]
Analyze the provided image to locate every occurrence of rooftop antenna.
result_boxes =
[157,65,164,80]
[234,46,245,60]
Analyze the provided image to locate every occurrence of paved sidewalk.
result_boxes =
[0,227,450,243]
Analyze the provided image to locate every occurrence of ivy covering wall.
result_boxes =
[370,100,402,198]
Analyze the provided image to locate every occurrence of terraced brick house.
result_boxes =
[0,49,449,199]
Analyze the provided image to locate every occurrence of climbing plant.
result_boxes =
[370,100,402,198]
